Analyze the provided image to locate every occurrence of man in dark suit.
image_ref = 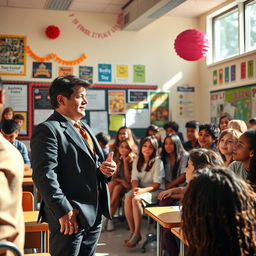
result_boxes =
[31,75,116,256]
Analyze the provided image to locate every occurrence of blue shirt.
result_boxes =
[12,139,31,166]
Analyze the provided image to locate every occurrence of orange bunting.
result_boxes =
[25,45,87,65]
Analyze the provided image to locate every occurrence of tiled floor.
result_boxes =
[96,218,157,256]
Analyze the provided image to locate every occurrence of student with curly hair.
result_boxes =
[198,123,219,149]
[182,167,256,256]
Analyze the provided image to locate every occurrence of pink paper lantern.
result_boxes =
[174,29,209,61]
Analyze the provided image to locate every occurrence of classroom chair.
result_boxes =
[22,191,34,211]
[0,241,22,256]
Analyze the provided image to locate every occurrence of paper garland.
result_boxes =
[25,45,87,65]
[68,13,123,39]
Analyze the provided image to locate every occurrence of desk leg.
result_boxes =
[180,240,185,256]
[41,231,46,252]
[156,223,162,256]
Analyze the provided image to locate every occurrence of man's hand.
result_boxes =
[99,152,117,177]
[59,208,79,235]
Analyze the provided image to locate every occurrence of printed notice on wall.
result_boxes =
[176,86,195,119]
[3,83,27,111]
[86,90,105,110]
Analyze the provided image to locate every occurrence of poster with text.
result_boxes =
[0,35,26,76]
[224,67,229,83]
[251,86,256,117]
[32,62,52,78]
[98,64,112,82]
[3,83,27,111]
[219,68,223,84]
[241,62,246,79]
[79,66,93,83]
[128,90,148,103]
[213,70,217,85]
[231,65,236,81]
[150,92,169,127]
[248,60,254,78]
[108,90,125,114]
[133,65,145,83]
[58,66,73,76]
[116,64,128,83]
[176,86,195,119]
[86,90,105,110]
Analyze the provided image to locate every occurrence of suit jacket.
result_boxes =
[31,111,111,228]
[0,134,24,255]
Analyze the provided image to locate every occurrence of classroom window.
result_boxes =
[245,0,256,51]
[213,8,239,62]
[209,0,256,64]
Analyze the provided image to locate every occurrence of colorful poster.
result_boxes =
[98,64,112,82]
[128,90,148,103]
[211,86,253,124]
[32,62,52,78]
[241,62,246,79]
[176,86,195,119]
[224,67,229,83]
[248,60,254,78]
[109,114,125,131]
[231,65,236,81]
[150,92,169,127]
[79,66,93,83]
[213,70,217,85]
[133,65,145,83]
[219,68,223,84]
[58,66,73,76]
[0,35,26,76]
[108,90,125,114]
[116,64,128,83]
[251,87,256,117]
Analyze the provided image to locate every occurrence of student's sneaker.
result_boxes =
[101,216,108,232]
[107,219,114,231]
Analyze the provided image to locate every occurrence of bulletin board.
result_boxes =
[2,81,170,140]
[210,83,256,124]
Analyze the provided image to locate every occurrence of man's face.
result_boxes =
[58,85,87,121]
[186,128,198,142]
[2,130,19,143]
[165,127,177,136]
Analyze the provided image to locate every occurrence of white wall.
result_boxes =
[0,6,200,133]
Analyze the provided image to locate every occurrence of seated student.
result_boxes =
[95,132,111,159]
[198,123,219,149]
[158,149,223,256]
[103,138,137,231]
[182,167,256,256]
[248,117,256,129]
[123,136,164,248]
[163,121,184,143]
[0,107,14,129]
[1,119,31,167]
[231,130,256,189]
[228,119,247,133]
[13,113,26,135]
[159,134,189,206]
[183,120,200,151]
[217,128,241,167]
[218,113,232,131]
[143,124,162,148]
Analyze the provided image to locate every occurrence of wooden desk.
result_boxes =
[23,211,49,252]
[171,227,188,256]
[144,206,181,256]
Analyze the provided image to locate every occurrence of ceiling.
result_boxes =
[0,0,228,17]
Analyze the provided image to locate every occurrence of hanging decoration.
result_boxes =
[68,12,123,39]
[174,29,209,61]
[25,46,87,65]
[45,25,61,39]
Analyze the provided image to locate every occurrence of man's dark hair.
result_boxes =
[14,114,25,121]
[185,120,200,130]
[49,75,90,109]
[163,121,179,132]
[96,132,110,146]
[199,123,219,140]
[248,118,256,125]
[2,119,19,134]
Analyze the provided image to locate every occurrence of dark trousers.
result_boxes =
[46,209,102,256]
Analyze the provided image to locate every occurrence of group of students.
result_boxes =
[0,106,31,168]
[98,115,256,255]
